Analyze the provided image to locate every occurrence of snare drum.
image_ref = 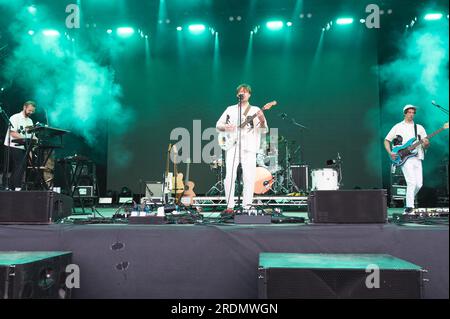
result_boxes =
[311,168,339,191]
[254,167,274,195]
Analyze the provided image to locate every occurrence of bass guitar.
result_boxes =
[391,122,448,167]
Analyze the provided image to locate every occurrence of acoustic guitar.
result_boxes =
[180,159,196,206]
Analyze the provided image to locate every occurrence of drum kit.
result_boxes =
[206,135,343,196]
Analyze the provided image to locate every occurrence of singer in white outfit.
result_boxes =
[384,104,429,215]
[216,84,268,213]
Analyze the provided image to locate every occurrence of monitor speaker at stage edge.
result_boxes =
[308,189,388,223]
[0,252,73,299]
[0,191,73,224]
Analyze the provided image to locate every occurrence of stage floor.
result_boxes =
[0,220,448,299]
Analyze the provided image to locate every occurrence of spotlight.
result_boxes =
[236,16,242,21]
[266,20,284,30]
[106,29,113,34]
[387,9,393,15]
[28,30,35,36]
[42,29,60,37]
[336,18,354,25]
[299,13,305,19]
[27,5,37,15]
[165,19,171,24]
[188,24,206,34]
[360,19,366,23]
[117,27,135,37]
[424,13,443,21]
[307,13,312,18]
[229,16,234,22]
[176,26,183,31]
[286,22,293,27]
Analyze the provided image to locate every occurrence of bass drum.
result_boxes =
[254,167,274,195]
[311,168,339,191]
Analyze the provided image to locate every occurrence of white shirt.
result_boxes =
[216,104,268,153]
[385,121,427,160]
[3,112,34,150]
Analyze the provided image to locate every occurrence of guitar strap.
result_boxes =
[240,105,251,128]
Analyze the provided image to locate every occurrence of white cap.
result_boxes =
[403,104,417,113]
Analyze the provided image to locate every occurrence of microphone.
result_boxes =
[432,100,442,108]
[238,93,244,99]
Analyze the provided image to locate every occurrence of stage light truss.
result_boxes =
[192,196,308,208]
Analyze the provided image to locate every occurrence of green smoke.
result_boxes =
[1,2,133,146]
[379,19,449,187]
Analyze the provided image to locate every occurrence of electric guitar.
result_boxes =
[391,122,448,167]
[180,159,196,206]
[163,144,173,194]
[218,101,277,151]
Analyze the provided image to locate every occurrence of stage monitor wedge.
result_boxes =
[0,251,73,299]
[258,253,423,299]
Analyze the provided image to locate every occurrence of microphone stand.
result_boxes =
[432,101,449,115]
[236,95,243,214]
[0,105,14,190]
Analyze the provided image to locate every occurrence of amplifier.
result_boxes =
[391,185,407,198]
[0,191,73,224]
[145,181,164,200]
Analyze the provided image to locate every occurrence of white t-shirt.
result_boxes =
[216,104,268,153]
[385,121,427,160]
[3,112,34,150]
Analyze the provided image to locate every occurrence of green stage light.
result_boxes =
[336,18,354,25]
[176,26,183,31]
[42,29,60,37]
[117,27,135,37]
[106,29,113,34]
[188,24,206,34]
[28,30,35,36]
[266,21,284,30]
[286,22,293,27]
[27,5,37,15]
[424,13,443,21]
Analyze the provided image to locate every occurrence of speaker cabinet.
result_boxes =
[308,190,387,223]
[0,191,73,224]
[291,165,309,192]
[258,253,423,299]
[0,252,73,299]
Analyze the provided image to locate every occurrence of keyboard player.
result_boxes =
[3,101,36,190]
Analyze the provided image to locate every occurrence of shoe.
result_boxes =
[221,208,234,217]
[403,207,415,215]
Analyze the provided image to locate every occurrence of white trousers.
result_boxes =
[224,146,256,208]
[401,157,423,208]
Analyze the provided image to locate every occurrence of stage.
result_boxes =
[0,221,448,299]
